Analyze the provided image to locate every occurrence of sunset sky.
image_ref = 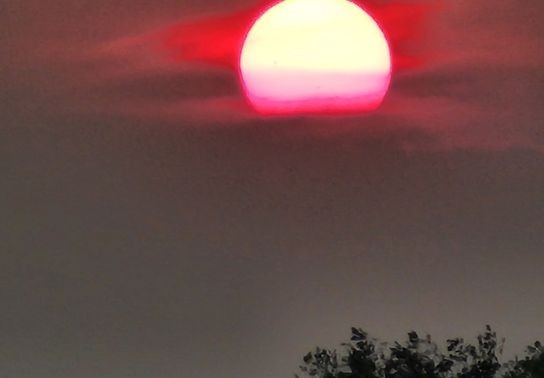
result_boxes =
[1,1,543,377]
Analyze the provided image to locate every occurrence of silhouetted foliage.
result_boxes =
[503,341,544,378]
[296,326,544,378]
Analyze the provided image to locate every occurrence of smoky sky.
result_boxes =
[1,1,544,378]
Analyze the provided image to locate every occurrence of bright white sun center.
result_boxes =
[240,0,392,114]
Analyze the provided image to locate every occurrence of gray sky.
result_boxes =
[1,1,543,377]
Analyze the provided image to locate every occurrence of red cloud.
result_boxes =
[161,1,435,72]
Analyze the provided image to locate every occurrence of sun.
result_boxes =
[239,0,392,115]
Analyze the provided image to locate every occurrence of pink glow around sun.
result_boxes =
[240,0,392,115]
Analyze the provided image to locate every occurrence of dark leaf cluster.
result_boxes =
[296,326,543,378]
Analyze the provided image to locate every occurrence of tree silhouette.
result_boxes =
[296,326,543,378]
[504,341,544,378]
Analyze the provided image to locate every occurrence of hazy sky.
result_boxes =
[1,1,543,377]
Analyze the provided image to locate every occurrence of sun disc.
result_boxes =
[240,0,392,115]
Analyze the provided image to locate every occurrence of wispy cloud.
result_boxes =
[2,0,542,152]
